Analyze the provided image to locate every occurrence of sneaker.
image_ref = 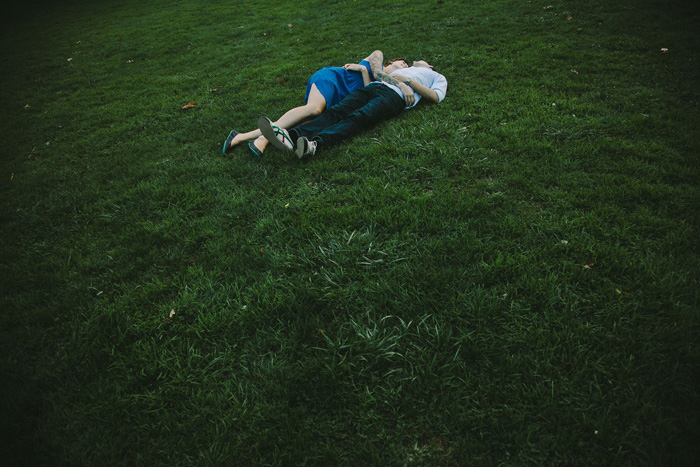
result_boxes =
[258,116,294,152]
[295,137,317,159]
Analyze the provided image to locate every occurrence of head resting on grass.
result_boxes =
[384,58,408,73]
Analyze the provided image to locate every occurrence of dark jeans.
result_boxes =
[289,83,405,148]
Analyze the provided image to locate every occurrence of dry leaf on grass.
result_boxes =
[181,100,195,109]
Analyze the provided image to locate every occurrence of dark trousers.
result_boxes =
[289,83,405,148]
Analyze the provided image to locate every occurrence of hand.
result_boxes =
[343,63,364,72]
[398,82,415,106]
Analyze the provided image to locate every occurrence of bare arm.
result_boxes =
[361,67,370,86]
[373,69,403,87]
[391,74,440,104]
[365,50,384,81]
[367,50,416,88]
[343,63,371,86]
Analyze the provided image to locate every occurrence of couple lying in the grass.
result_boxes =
[222,50,447,159]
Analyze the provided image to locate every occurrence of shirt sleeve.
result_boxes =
[430,72,448,103]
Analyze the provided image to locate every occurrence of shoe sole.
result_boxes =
[295,137,307,159]
[258,116,293,152]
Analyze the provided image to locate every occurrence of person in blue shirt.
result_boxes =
[222,51,409,157]
[258,60,447,159]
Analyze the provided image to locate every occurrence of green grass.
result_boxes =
[1,0,698,464]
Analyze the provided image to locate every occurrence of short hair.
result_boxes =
[385,58,408,66]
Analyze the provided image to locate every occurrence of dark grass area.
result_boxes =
[1,0,699,464]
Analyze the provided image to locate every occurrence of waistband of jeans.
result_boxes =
[373,82,405,101]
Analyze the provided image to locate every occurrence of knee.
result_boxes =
[306,103,324,118]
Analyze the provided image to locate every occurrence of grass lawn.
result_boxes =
[1,0,698,464]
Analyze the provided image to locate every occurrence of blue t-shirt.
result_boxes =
[305,59,374,108]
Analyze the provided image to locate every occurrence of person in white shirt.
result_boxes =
[258,60,447,158]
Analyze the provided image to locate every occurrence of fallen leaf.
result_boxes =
[260,247,265,254]
[583,262,595,269]
[45,141,50,146]
[169,309,175,318]
[24,104,30,109]
[181,100,195,109]
[210,88,219,92]
[287,23,293,28]
[127,59,134,63]
[615,288,632,295]
[570,69,579,74]
[661,48,669,53]
[10,173,14,181]
[308,182,314,186]
[285,203,290,208]
[560,240,569,245]
[67,57,73,62]
[566,16,573,20]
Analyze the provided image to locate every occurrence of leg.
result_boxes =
[294,84,404,148]
[250,85,326,152]
[229,85,326,152]
[290,85,375,142]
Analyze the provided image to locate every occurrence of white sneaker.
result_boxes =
[295,137,317,158]
[258,116,294,152]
